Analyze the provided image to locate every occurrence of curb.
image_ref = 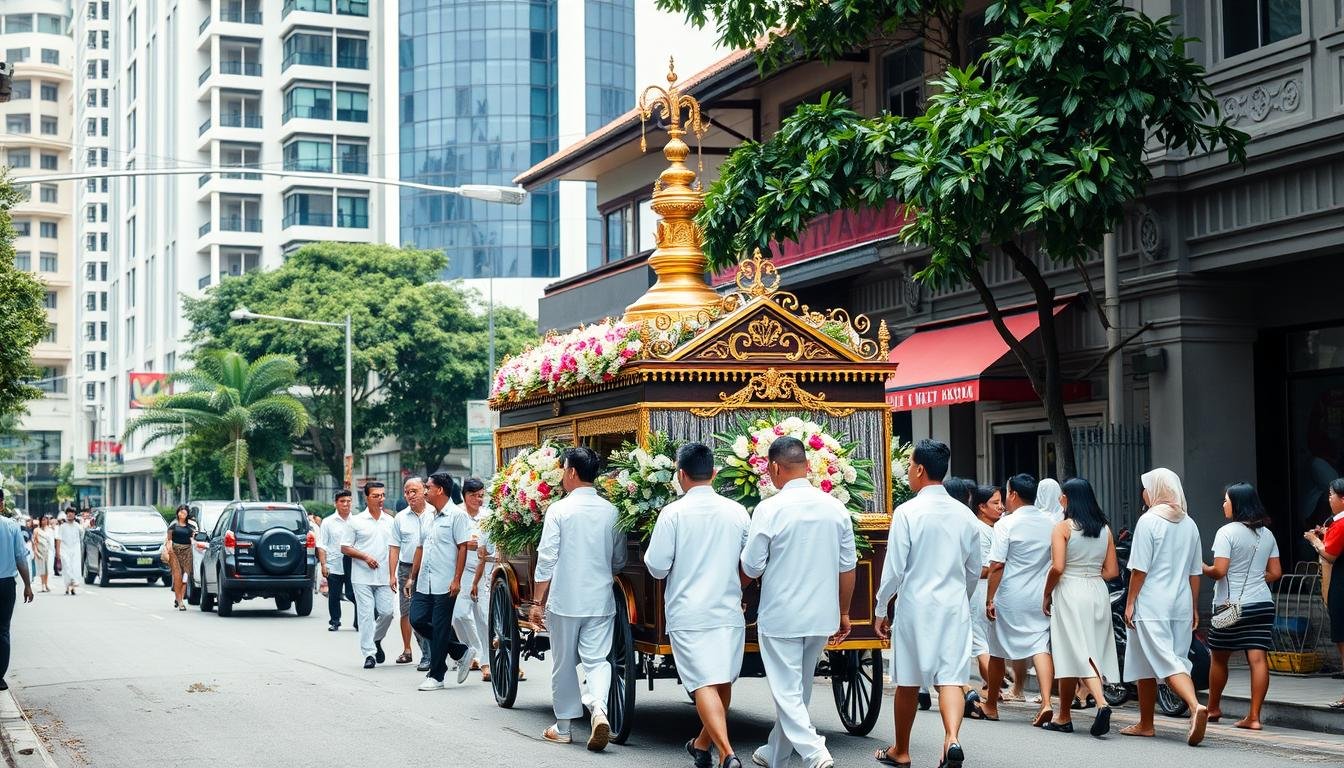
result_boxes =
[1219,692,1344,736]
[0,688,59,768]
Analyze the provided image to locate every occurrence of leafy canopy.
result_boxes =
[0,174,48,421]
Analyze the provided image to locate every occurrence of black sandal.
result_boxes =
[1042,721,1074,733]
[963,690,981,717]
[874,747,910,767]
[939,743,964,768]
[1090,706,1112,737]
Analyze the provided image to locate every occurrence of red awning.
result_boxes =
[885,304,1070,411]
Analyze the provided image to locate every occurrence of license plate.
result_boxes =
[136,557,153,565]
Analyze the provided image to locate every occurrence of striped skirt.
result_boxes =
[1207,600,1274,651]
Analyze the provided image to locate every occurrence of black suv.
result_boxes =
[83,506,172,587]
[197,502,316,617]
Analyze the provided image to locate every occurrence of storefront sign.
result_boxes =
[128,372,170,409]
[886,381,981,410]
[466,400,496,445]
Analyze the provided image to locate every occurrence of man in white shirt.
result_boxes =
[983,474,1057,723]
[408,471,474,689]
[54,508,83,595]
[530,446,627,752]
[390,476,431,666]
[645,442,750,768]
[873,439,979,768]
[454,477,494,680]
[340,481,397,669]
[740,436,855,768]
[317,490,356,631]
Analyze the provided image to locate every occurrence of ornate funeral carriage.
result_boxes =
[483,62,898,744]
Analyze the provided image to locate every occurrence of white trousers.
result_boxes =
[756,634,830,767]
[547,612,614,721]
[452,579,490,665]
[352,583,394,659]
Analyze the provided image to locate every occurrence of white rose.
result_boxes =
[732,436,750,459]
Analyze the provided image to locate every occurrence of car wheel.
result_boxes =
[275,596,293,611]
[200,575,215,612]
[295,588,313,617]
[83,561,94,585]
[186,569,201,606]
[161,574,172,587]
[97,555,110,588]
[146,576,158,585]
[216,569,234,617]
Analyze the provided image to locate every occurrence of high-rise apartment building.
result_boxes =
[77,0,396,505]
[1,3,78,516]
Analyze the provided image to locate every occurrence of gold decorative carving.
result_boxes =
[576,411,642,437]
[690,368,856,418]
[717,313,841,361]
[878,319,890,359]
[497,428,538,450]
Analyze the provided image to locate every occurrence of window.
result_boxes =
[34,367,63,393]
[283,190,333,227]
[336,0,369,16]
[99,321,107,339]
[86,205,97,222]
[7,150,31,169]
[102,30,109,49]
[39,221,57,238]
[336,89,368,122]
[87,2,96,20]
[283,32,330,69]
[87,31,96,49]
[336,36,367,69]
[1222,0,1302,57]
[86,61,97,80]
[39,252,56,272]
[337,140,367,174]
[87,118,97,136]
[84,353,95,371]
[5,48,28,63]
[127,268,136,307]
[283,85,331,121]
[126,112,135,148]
[84,292,96,311]
[13,221,30,238]
[84,322,95,341]
[43,291,57,309]
[124,317,135,351]
[40,81,58,101]
[9,79,30,100]
[6,116,30,134]
[40,117,58,135]
[41,324,56,344]
[37,14,64,34]
[14,252,30,270]
[127,63,136,100]
[100,292,107,311]
[336,193,368,228]
[604,205,630,263]
[127,10,135,47]
[883,45,923,118]
[5,15,33,34]
[85,383,95,401]
[39,185,57,204]
[283,138,332,172]
[40,49,59,65]
[39,153,57,170]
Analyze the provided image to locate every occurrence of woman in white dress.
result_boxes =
[1042,478,1120,736]
[1036,478,1065,524]
[55,509,84,595]
[1121,468,1209,745]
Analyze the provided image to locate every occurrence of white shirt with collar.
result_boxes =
[987,504,1055,614]
[741,477,857,638]
[318,513,352,575]
[393,504,429,564]
[416,503,472,595]
[533,486,628,618]
[340,508,396,586]
[459,507,493,575]
[874,484,981,618]
[644,485,751,632]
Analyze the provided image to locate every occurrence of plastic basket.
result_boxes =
[1267,651,1321,674]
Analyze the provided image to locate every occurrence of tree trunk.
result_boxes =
[231,433,242,501]
[246,462,259,501]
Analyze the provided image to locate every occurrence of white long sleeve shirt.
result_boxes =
[874,484,981,619]
[987,505,1055,613]
[533,487,628,618]
[644,485,750,632]
[741,478,856,638]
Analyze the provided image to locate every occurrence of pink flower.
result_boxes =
[602,373,614,382]
[821,478,834,493]
[620,348,636,359]
[808,434,824,450]
[774,426,784,436]
[537,481,551,496]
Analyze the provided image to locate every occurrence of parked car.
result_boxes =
[185,500,234,606]
[198,502,316,617]
[82,506,171,587]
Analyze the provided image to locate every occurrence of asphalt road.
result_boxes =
[9,579,1344,768]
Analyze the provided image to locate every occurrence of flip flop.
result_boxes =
[1187,706,1209,746]
[396,652,413,665]
[1032,708,1052,727]
[873,747,909,767]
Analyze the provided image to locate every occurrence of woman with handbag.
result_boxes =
[1203,483,1281,730]
[165,505,195,611]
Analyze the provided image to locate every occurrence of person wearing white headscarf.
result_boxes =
[1036,479,1065,524]
[1120,468,1209,746]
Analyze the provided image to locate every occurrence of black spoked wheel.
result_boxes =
[606,586,636,745]
[830,649,883,735]
[1103,611,1129,706]
[489,576,520,708]
[1156,684,1188,717]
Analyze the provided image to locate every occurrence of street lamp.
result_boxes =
[230,307,354,491]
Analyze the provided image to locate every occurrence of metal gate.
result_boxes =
[1071,424,1150,533]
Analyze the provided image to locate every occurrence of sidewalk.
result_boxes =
[1218,667,1344,736]
[0,688,58,768]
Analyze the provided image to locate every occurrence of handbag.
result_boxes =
[159,543,171,565]
[1211,529,1261,630]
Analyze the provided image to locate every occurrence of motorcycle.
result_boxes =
[1102,527,1210,716]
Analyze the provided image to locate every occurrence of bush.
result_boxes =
[302,500,335,519]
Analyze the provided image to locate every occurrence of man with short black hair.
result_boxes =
[0,489,33,691]
[530,446,627,752]
[646,442,750,768]
[741,436,855,768]
[341,481,397,668]
[873,439,979,768]
[317,490,356,631]
[390,476,431,665]
[983,473,1057,723]
[408,471,474,690]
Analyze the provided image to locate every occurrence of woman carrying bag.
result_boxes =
[1203,483,1281,730]
[164,505,195,611]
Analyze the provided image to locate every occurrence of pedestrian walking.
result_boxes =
[529,447,626,751]
[54,508,83,595]
[968,484,1004,707]
[1120,468,1209,745]
[741,436,855,768]
[453,477,493,680]
[1304,477,1344,709]
[317,491,356,631]
[165,505,195,611]
[645,442,751,768]
[340,482,397,669]
[873,439,979,768]
[390,476,432,666]
[1203,482,1281,730]
[1041,478,1120,736]
[0,490,34,691]
[408,472,473,690]
[32,517,53,593]
[983,474,1056,724]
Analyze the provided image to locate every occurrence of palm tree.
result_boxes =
[124,350,308,500]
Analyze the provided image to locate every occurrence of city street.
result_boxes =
[7,581,1342,768]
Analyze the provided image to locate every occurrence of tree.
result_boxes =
[151,434,289,502]
[0,173,48,423]
[184,243,537,481]
[124,350,308,500]
[662,0,1246,476]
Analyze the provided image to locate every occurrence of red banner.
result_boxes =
[886,381,981,410]
[128,372,169,409]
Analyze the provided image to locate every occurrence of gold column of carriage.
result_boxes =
[483,62,897,744]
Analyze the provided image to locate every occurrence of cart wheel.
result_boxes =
[606,586,636,744]
[489,576,520,708]
[830,649,883,736]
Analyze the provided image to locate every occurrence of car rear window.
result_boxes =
[236,509,306,535]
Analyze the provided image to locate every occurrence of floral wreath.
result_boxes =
[596,432,680,542]
[480,442,565,554]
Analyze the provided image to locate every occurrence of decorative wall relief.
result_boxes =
[1221,78,1302,125]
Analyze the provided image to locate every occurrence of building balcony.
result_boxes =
[282,160,332,173]
[219,216,263,233]
[283,212,332,228]
[339,159,368,174]
[198,66,211,85]
[199,221,212,236]
[219,114,263,129]
[283,0,331,15]
[219,60,262,77]
[337,212,368,229]
[282,51,328,70]
[221,8,263,24]
[336,55,368,70]
[282,106,331,122]
[199,117,212,135]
